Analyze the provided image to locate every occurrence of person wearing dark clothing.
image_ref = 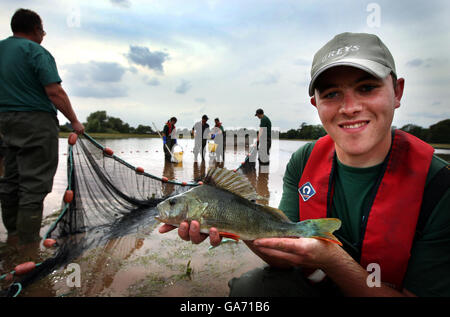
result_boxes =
[162,117,177,161]
[0,9,84,246]
[255,108,272,165]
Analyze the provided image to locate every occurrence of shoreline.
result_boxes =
[58,132,450,150]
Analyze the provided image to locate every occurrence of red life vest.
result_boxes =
[298,130,434,289]
[166,121,175,135]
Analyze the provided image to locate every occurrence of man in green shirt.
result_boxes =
[0,9,84,249]
[255,108,272,166]
[160,32,449,297]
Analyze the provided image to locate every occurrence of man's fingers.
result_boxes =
[158,223,177,234]
[189,221,208,244]
[209,228,222,247]
[254,237,306,254]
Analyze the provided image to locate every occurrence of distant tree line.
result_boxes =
[279,122,327,140]
[59,111,450,144]
[59,110,155,134]
[279,119,450,143]
[398,119,450,144]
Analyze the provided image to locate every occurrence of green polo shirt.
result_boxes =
[279,141,450,296]
[259,115,272,140]
[0,36,61,114]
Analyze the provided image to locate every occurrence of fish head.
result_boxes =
[156,194,190,225]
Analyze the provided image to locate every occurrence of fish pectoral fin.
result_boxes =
[218,232,240,242]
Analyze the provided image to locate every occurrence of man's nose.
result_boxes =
[338,91,362,115]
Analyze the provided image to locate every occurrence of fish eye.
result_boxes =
[169,198,177,206]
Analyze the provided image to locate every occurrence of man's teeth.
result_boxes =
[342,122,367,129]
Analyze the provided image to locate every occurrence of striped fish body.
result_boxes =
[156,167,342,244]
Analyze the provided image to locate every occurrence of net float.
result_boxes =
[136,167,145,173]
[64,190,74,203]
[68,133,78,145]
[103,147,114,156]
[43,239,57,248]
[162,177,169,182]
[14,262,36,276]
[181,182,187,186]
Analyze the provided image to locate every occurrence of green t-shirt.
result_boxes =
[0,36,61,114]
[279,141,450,296]
[259,115,272,140]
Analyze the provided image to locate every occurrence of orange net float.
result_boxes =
[64,190,74,203]
[14,262,36,276]
[161,177,169,182]
[135,167,145,174]
[43,239,57,248]
[181,181,187,186]
[68,132,78,145]
[103,147,114,156]
[197,181,203,185]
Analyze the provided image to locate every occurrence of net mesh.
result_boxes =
[1,134,198,296]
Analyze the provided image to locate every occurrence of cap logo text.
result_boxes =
[321,45,360,63]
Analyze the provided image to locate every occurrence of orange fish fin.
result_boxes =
[311,235,343,246]
[219,232,240,241]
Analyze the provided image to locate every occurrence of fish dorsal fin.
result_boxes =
[204,167,258,201]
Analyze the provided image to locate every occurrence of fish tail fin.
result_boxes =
[298,218,343,246]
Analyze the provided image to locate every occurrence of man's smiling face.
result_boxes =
[311,66,405,167]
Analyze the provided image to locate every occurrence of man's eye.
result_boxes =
[323,91,338,99]
[360,85,377,92]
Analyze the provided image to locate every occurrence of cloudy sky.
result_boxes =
[1,0,449,131]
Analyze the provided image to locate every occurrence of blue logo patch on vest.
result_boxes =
[299,182,316,202]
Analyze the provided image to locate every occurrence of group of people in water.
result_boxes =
[161,109,272,166]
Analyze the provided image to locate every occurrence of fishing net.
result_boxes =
[0,133,200,297]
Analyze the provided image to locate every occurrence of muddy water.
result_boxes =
[0,137,306,297]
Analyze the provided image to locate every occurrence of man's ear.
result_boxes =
[310,96,317,108]
[394,78,405,109]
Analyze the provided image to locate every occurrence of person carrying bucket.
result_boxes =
[162,117,177,161]
[211,118,225,163]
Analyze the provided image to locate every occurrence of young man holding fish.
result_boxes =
[160,32,449,297]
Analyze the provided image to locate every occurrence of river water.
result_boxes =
[0,137,448,297]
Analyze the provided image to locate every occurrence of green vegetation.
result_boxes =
[59,110,450,145]
[278,119,450,145]
[279,122,327,140]
[59,110,157,135]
